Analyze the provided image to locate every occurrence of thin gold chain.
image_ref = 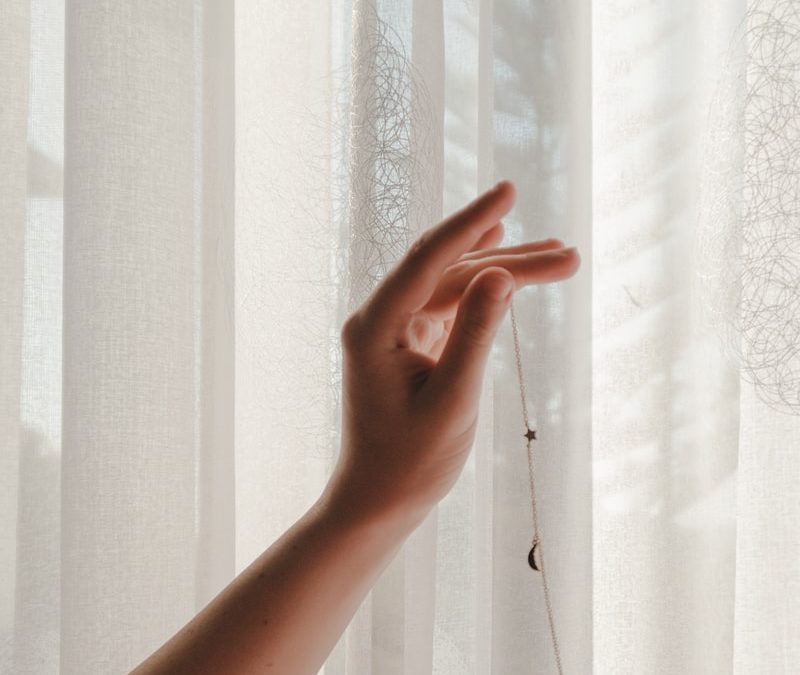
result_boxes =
[509,297,563,675]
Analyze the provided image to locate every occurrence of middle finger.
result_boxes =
[423,247,580,317]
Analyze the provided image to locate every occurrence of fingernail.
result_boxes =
[559,246,577,255]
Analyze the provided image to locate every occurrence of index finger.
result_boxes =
[361,180,517,343]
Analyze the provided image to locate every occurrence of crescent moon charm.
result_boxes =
[528,541,540,571]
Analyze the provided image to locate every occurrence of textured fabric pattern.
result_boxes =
[1,1,798,673]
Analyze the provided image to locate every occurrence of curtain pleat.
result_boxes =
[192,0,235,615]
[344,5,391,666]
[2,1,800,673]
[404,2,444,673]
[487,1,593,672]
[475,4,496,671]
[438,3,485,672]
[1,0,31,673]
[62,3,197,671]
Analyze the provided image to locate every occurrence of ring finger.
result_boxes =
[458,237,564,263]
[423,246,580,318]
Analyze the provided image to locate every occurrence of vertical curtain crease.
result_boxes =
[62,3,196,671]
[1,0,799,673]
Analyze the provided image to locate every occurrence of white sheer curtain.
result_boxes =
[2,0,798,673]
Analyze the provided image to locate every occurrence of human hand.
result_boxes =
[323,180,580,525]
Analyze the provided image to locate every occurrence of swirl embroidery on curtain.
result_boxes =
[296,0,438,459]
[344,0,437,312]
[698,0,800,415]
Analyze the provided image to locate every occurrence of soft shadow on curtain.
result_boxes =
[1,1,798,674]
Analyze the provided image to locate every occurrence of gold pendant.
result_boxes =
[528,538,540,571]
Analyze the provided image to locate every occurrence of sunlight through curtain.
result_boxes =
[2,0,798,673]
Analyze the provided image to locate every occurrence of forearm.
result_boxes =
[130,479,429,674]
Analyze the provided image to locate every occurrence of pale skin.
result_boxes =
[130,180,580,674]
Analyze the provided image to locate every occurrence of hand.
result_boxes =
[323,180,580,524]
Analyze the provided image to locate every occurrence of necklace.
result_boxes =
[509,297,563,675]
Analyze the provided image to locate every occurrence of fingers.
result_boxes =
[471,247,580,287]
[422,266,515,420]
[458,237,563,262]
[361,181,517,344]
[422,246,580,317]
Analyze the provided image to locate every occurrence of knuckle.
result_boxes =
[340,312,364,348]
[460,312,494,345]
[447,260,472,277]
[406,231,432,261]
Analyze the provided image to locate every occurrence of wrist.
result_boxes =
[314,468,432,540]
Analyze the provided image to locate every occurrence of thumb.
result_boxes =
[426,266,514,410]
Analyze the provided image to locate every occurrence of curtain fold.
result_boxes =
[2,1,799,674]
[593,2,745,670]
[1,0,31,672]
[192,0,235,618]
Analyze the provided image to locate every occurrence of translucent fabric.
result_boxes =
[1,1,798,673]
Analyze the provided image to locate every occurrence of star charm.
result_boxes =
[524,428,537,442]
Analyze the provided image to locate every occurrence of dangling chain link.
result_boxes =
[509,298,563,675]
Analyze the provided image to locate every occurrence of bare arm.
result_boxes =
[130,478,428,674]
[130,180,579,674]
